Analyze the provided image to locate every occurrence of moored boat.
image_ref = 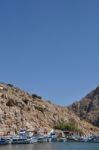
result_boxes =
[11,136,31,144]
[0,138,11,145]
[58,138,66,142]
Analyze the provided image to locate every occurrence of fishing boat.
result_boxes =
[30,136,37,143]
[58,137,66,142]
[0,137,11,145]
[11,135,31,144]
[47,130,58,142]
[88,136,99,143]
[94,136,99,143]
[36,135,47,143]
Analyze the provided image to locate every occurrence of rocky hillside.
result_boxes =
[0,83,99,136]
[69,86,99,127]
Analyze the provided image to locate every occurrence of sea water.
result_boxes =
[0,142,98,150]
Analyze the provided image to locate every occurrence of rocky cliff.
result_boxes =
[0,83,99,136]
[69,86,99,127]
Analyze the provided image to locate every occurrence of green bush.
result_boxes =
[54,120,81,133]
[32,94,42,99]
[7,84,14,87]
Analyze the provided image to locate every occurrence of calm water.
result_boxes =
[0,143,98,150]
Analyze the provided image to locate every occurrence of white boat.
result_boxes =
[47,130,58,142]
[11,135,31,144]
[58,138,66,142]
[30,136,37,143]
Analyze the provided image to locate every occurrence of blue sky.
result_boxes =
[0,0,99,105]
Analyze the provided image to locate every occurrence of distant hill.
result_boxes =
[69,86,99,127]
[0,83,98,136]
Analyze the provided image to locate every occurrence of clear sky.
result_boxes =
[0,0,99,105]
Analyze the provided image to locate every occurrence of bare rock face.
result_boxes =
[69,86,99,127]
[0,83,99,136]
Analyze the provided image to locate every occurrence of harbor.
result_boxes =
[0,129,99,145]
